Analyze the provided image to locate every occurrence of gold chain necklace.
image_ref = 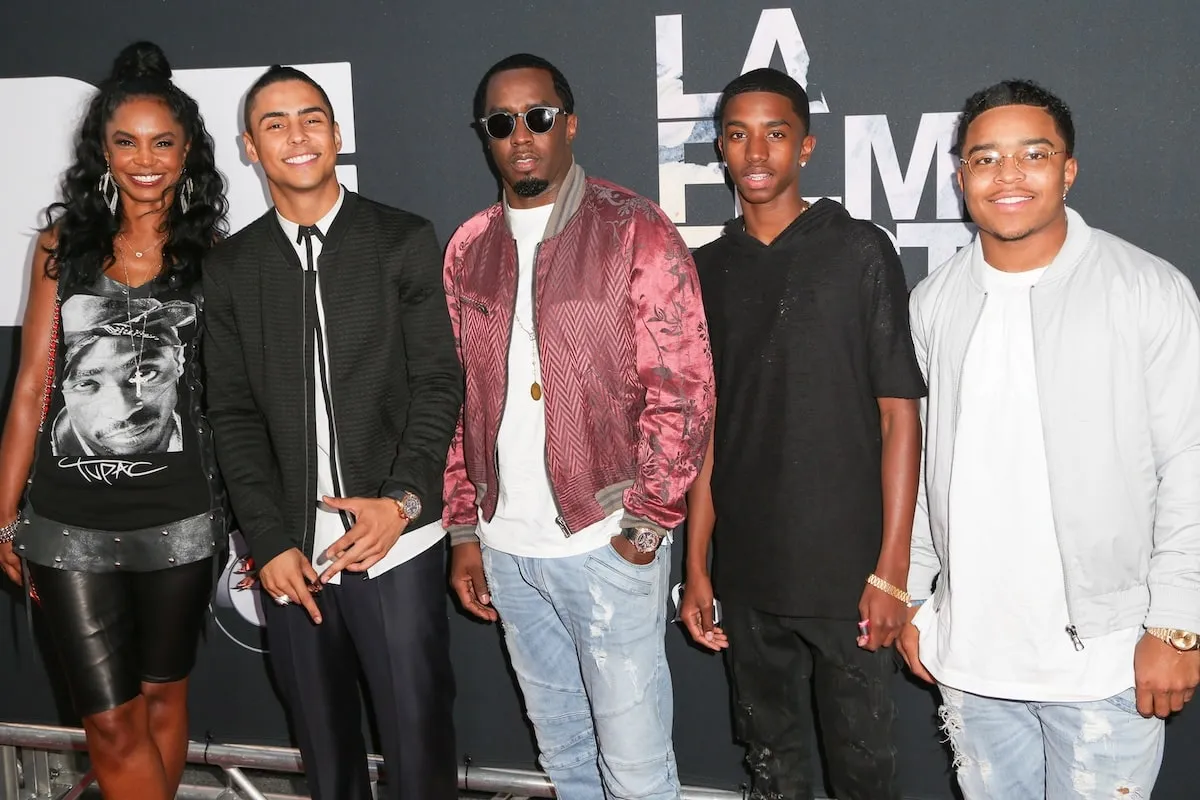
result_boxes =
[512,312,542,401]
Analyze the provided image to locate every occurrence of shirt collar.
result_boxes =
[275,185,346,243]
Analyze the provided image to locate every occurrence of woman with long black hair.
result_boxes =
[0,41,227,799]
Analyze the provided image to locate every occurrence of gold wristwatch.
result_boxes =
[1145,627,1200,652]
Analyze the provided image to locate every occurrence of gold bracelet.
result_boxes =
[866,573,912,607]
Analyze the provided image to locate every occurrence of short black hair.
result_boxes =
[473,53,574,123]
[952,79,1074,157]
[714,67,811,133]
[243,65,335,132]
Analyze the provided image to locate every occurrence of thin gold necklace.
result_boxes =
[118,231,166,259]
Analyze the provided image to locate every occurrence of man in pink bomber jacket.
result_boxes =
[442,53,714,800]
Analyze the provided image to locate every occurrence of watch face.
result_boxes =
[632,529,660,553]
[1171,630,1199,650]
[401,494,422,520]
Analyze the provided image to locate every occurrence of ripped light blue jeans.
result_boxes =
[481,542,680,800]
[937,684,1164,799]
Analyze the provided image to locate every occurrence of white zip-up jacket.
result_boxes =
[908,208,1200,639]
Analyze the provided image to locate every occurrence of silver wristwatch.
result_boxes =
[622,526,664,554]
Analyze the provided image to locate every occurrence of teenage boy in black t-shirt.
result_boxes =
[682,68,926,800]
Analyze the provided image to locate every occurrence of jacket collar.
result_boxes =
[967,206,1093,290]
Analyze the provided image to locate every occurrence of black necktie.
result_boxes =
[296,225,325,271]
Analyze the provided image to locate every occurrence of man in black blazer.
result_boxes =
[202,66,461,800]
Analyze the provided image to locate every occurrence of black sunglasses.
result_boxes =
[478,106,564,140]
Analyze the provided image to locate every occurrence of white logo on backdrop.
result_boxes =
[656,8,973,268]
[0,62,359,327]
[212,531,269,652]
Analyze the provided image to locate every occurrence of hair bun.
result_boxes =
[109,41,173,83]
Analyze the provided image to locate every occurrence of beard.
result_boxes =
[513,177,551,198]
[991,227,1038,242]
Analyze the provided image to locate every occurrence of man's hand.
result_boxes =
[318,496,408,583]
[259,548,322,625]
[896,605,934,683]
[858,566,910,650]
[679,572,727,651]
[450,541,497,622]
[0,542,21,585]
[1134,633,1200,718]
[610,533,656,566]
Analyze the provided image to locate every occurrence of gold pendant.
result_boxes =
[530,382,542,401]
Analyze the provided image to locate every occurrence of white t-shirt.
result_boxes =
[913,262,1139,701]
[477,202,622,558]
[277,187,443,584]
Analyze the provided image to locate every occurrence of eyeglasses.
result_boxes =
[478,106,564,140]
[960,147,1065,178]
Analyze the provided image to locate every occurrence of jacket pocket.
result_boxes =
[458,294,490,315]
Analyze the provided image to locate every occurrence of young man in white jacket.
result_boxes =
[898,79,1200,799]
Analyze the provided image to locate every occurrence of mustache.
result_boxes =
[94,406,162,440]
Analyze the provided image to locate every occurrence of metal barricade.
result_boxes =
[0,722,744,799]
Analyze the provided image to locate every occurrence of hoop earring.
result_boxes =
[98,168,118,216]
[179,172,194,215]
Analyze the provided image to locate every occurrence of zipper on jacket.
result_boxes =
[1066,625,1085,651]
[529,241,574,538]
[462,297,490,315]
[937,292,988,612]
[1027,285,1084,650]
[490,239,519,513]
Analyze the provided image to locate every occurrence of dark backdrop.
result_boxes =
[2,3,1200,797]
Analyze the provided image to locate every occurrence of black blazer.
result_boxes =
[202,191,463,566]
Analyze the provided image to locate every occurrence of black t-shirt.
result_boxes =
[694,199,926,619]
[28,273,211,531]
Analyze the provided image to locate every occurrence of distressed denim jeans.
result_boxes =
[481,542,680,800]
[937,684,1164,799]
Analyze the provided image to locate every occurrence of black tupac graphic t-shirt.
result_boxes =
[29,274,210,531]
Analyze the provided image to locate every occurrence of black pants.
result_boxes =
[265,543,456,800]
[723,604,900,800]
